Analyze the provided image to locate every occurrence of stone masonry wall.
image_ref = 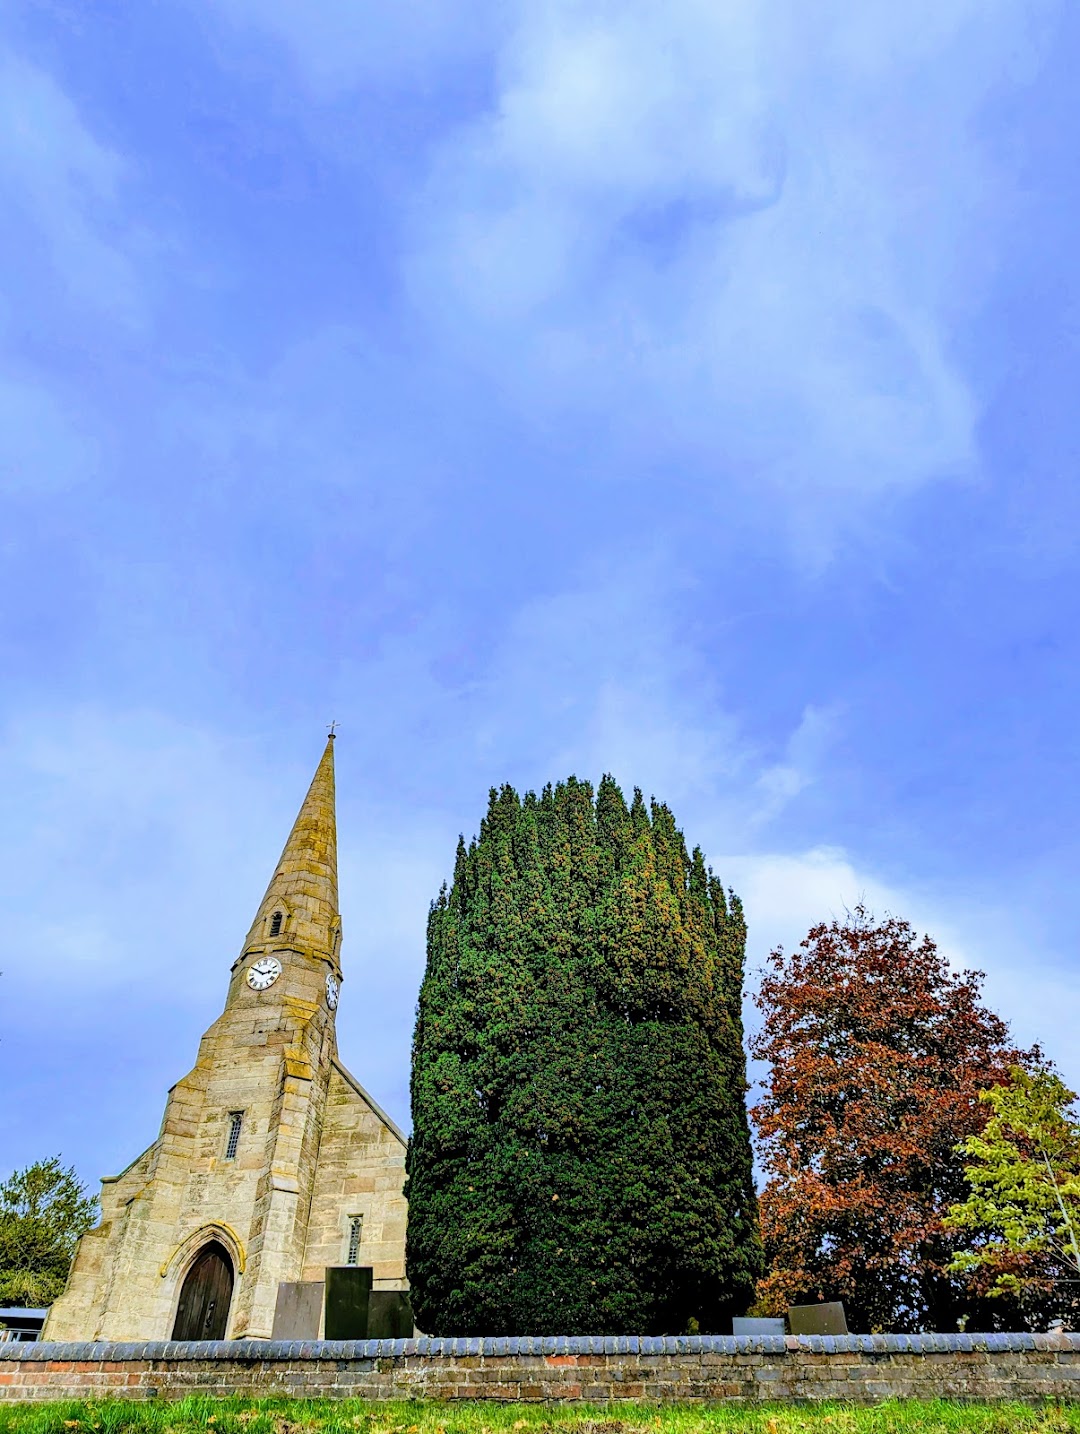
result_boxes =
[299,1063,408,1290]
[1,1334,1078,1404]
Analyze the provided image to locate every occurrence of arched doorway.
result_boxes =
[172,1240,234,1340]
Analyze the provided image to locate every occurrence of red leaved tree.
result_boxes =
[750,907,1038,1332]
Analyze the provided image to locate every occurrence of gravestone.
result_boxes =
[787,1301,848,1335]
[324,1266,373,1339]
[271,1282,324,1339]
[367,1290,414,1339]
[732,1317,786,1335]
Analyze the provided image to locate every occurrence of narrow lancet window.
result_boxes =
[346,1215,363,1265]
[225,1111,243,1160]
[269,911,283,937]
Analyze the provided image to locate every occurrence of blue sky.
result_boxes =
[3,0,1079,1190]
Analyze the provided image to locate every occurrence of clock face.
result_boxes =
[325,973,340,1010]
[247,955,282,991]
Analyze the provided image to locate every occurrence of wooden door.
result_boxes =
[172,1241,234,1340]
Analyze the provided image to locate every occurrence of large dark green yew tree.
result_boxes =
[405,776,761,1335]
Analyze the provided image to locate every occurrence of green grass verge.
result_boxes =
[0,1402,1077,1434]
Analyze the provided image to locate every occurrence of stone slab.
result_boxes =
[324,1267,372,1340]
[271,1283,324,1340]
[367,1291,414,1339]
[788,1302,848,1336]
[732,1318,786,1336]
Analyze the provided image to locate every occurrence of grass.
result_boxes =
[0,1402,1077,1434]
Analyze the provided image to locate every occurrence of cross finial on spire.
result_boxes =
[327,720,338,739]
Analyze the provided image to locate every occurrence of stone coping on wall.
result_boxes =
[3,1332,1078,1403]
[2,1332,1078,1361]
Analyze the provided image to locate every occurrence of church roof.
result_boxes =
[332,1057,408,1146]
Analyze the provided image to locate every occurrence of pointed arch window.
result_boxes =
[269,911,284,938]
[346,1215,363,1265]
[225,1112,243,1160]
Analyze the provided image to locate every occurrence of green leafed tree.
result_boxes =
[945,1065,1080,1326]
[0,1157,97,1307]
[405,776,762,1335]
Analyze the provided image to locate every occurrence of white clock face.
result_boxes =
[247,956,282,991]
[325,973,340,1010]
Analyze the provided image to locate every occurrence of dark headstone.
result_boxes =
[367,1290,414,1339]
[324,1266,373,1340]
[271,1282,324,1340]
[732,1317,786,1336]
[787,1301,849,1335]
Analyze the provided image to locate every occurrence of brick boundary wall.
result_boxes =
[1,1334,1079,1404]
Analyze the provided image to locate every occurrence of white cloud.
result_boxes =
[725,845,1080,1094]
[0,52,141,319]
[725,846,917,961]
[0,708,291,1176]
[178,0,1060,557]
[336,816,450,1119]
[445,565,840,845]
[0,375,100,493]
[399,0,1056,531]
[2,708,281,991]
[450,569,1080,1090]
[203,0,502,97]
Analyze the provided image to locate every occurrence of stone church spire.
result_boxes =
[43,729,409,1345]
[242,734,341,963]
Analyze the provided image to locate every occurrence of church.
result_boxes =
[43,735,409,1341]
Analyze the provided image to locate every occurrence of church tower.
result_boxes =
[44,737,408,1341]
